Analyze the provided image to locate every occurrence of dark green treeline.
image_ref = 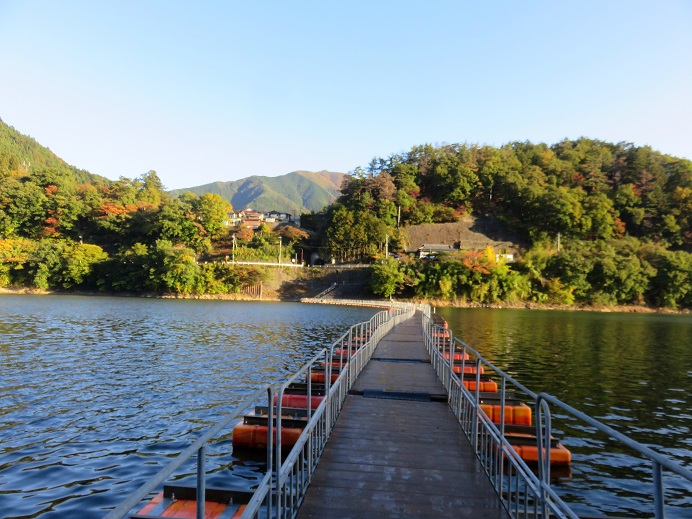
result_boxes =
[326,140,692,308]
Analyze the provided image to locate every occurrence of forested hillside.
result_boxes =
[0,119,107,185]
[168,170,345,215]
[321,139,692,309]
[2,116,691,309]
[0,120,307,295]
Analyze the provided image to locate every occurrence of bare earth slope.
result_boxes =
[403,215,522,252]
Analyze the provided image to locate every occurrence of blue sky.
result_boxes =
[1,1,690,190]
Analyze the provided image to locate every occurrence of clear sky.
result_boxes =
[1,1,690,190]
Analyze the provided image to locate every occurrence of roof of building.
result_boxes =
[418,244,455,251]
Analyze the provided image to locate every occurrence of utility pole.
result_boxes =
[557,232,561,253]
[385,234,389,258]
[232,234,236,264]
[278,236,282,265]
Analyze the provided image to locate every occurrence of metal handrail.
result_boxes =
[536,392,692,517]
[104,386,270,519]
[312,283,339,299]
[421,312,692,519]
[242,302,415,518]
[105,303,415,519]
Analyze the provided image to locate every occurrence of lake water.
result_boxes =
[0,295,378,518]
[1,297,690,518]
[437,307,692,518]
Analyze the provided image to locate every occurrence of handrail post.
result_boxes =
[447,329,454,393]
[325,348,331,437]
[653,460,665,518]
[536,396,551,519]
[461,348,467,394]
[472,358,481,450]
[266,387,273,516]
[196,446,205,519]
[499,376,506,494]
[275,386,284,518]
[307,363,314,476]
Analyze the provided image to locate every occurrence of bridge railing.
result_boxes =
[422,312,692,519]
[243,301,415,518]
[102,386,271,519]
[105,302,414,519]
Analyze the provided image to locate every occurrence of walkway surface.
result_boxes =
[296,313,509,519]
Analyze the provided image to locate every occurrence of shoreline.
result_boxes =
[1,287,689,315]
[410,297,691,315]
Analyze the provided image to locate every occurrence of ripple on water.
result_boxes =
[0,296,378,519]
[437,306,692,519]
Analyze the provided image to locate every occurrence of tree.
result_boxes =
[61,243,108,288]
[235,226,254,242]
[277,225,310,243]
[641,244,692,308]
[0,237,36,286]
[370,257,404,297]
[582,192,617,240]
[148,240,200,294]
[99,243,153,292]
[613,183,645,233]
[28,240,66,289]
[197,193,232,239]
[157,197,210,253]
[0,176,47,238]
[137,170,166,206]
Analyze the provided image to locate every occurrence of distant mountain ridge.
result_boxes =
[169,170,347,216]
[1,118,345,214]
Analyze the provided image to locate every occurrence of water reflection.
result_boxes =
[0,295,376,519]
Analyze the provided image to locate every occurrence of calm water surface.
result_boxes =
[437,307,692,518]
[0,295,377,518]
[2,298,690,518]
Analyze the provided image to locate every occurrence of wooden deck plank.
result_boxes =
[350,360,446,394]
[307,463,495,495]
[297,487,509,519]
[296,312,509,519]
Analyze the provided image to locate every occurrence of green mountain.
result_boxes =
[0,118,107,184]
[169,170,346,216]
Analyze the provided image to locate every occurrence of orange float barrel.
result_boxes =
[501,426,572,466]
[309,370,339,383]
[463,378,498,392]
[274,393,324,410]
[453,364,484,375]
[443,352,470,361]
[322,360,348,368]
[137,486,251,519]
[510,443,572,465]
[479,402,532,426]
[432,315,448,328]
[232,422,303,450]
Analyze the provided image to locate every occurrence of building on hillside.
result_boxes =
[266,210,292,222]
[417,244,455,258]
[241,219,262,230]
[227,212,244,226]
[227,208,294,230]
[242,209,264,221]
